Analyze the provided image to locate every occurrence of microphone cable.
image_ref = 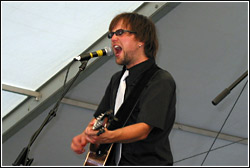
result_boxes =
[174,137,247,164]
[46,60,75,123]
[201,79,248,165]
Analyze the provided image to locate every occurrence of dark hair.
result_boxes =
[109,12,158,59]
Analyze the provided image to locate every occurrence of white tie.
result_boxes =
[114,70,129,165]
[114,70,129,115]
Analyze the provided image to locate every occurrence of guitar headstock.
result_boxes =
[93,113,105,130]
[92,110,117,136]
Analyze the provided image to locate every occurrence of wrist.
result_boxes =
[111,128,122,143]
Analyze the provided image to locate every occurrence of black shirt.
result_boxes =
[94,58,176,166]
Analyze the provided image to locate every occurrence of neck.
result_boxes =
[126,57,148,69]
[126,50,149,69]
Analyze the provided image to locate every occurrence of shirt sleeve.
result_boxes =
[137,70,176,130]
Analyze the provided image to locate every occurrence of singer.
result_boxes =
[71,12,176,166]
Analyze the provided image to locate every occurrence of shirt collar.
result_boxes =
[124,58,156,85]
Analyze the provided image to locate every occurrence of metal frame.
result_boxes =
[61,98,248,145]
[2,84,42,100]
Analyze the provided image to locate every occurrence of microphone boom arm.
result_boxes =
[212,70,248,105]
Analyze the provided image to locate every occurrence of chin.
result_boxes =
[115,58,123,66]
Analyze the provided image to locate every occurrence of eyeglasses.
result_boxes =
[108,29,137,39]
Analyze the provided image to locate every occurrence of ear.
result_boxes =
[138,42,144,48]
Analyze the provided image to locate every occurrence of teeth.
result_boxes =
[113,45,122,54]
[114,45,122,50]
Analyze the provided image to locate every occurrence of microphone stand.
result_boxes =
[212,70,248,105]
[12,60,88,166]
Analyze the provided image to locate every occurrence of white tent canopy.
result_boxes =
[2,1,143,117]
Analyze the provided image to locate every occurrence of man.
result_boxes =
[71,12,176,166]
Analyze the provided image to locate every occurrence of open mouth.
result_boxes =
[114,45,122,56]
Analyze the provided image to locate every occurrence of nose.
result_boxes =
[111,34,118,42]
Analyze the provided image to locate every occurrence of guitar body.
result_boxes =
[84,144,113,166]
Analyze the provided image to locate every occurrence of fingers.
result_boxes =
[84,131,98,144]
[71,134,86,154]
[71,119,98,154]
[90,119,96,126]
[85,126,99,136]
[71,142,85,154]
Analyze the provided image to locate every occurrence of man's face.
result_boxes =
[110,20,143,69]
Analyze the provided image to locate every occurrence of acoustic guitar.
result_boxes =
[84,110,117,166]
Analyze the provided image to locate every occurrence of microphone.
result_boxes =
[74,47,113,61]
